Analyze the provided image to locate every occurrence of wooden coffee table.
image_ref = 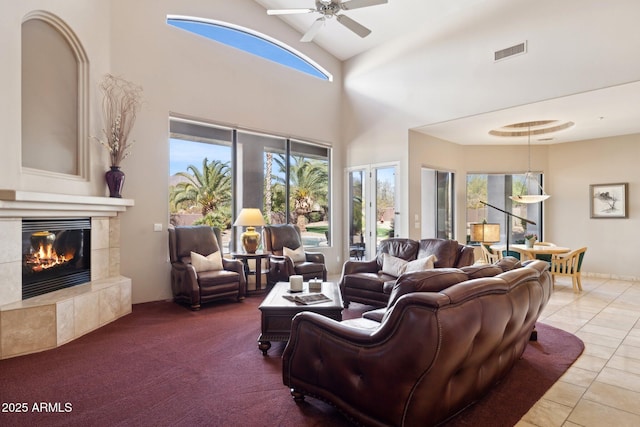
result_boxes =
[257,281,343,355]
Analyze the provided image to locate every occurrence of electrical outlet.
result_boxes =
[153,223,162,232]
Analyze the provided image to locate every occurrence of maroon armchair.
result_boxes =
[262,224,327,285]
[168,226,246,310]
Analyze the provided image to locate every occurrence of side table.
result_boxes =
[231,252,270,293]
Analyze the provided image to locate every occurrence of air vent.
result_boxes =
[494,41,527,62]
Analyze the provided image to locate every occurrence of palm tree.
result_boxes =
[271,154,328,227]
[170,158,232,218]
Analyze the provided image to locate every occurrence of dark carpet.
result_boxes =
[0,296,583,427]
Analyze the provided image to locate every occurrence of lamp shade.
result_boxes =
[233,208,266,227]
[509,194,550,204]
[233,208,265,253]
[470,223,500,243]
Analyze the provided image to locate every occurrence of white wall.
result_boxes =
[2,0,344,304]
[107,0,344,303]
[0,0,111,195]
[546,134,639,279]
[406,130,640,279]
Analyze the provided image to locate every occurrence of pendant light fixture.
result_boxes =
[508,124,550,204]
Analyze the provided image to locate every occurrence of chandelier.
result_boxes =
[509,124,550,204]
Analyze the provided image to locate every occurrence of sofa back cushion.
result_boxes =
[495,256,522,271]
[170,226,222,263]
[417,239,462,268]
[263,224,303,255]
[376,238,419,269]
[461,264,504,278]
[384,268,469,321]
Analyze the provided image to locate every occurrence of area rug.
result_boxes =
[0,297,583,427]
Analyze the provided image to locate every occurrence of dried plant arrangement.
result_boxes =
[95,74,143,167]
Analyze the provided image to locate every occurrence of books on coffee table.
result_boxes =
[282,293,332,305]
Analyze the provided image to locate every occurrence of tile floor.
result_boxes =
[517,275,640,427]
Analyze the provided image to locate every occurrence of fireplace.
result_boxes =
[22,218,91,300]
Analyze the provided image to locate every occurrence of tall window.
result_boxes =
[466,173,543,244]
[169,121,233,249]
[237,133,330,247]
[169,118,331,252]
[166,16,332,81]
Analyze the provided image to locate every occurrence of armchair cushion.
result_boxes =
[382,253,437,277]
[402,254,436,274]
[190,250,223,272]
[283,245,306,263]
[381,253,408,277]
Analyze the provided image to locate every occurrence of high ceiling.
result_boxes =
[254,0,640,145]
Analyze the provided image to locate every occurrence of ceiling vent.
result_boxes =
[494,41,527,62]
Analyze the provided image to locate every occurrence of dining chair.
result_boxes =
[533,241,555,263]
[501,249,521,260]
[481,244,501,264]
[550,247,587,292]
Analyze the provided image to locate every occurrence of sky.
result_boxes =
[169,138,231,176]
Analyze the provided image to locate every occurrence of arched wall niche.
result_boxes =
[21,10,89,180]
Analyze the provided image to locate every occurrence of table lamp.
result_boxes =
[233,208,266,253]
[470,222,500,244]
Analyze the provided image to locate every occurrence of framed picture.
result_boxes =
[590,183,628,218]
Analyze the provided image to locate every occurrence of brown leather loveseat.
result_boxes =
[282,259,552,426]
[338,237,475,308]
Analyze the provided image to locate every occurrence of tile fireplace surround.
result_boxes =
[0,190,134,359]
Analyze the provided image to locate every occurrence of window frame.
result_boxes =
[166,15,333,81]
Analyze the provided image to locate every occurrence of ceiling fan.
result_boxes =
[267,0,388,42]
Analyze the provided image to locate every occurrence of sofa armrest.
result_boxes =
[304,251,325,264]
[282,301,441,426]
[268,254,296,282]
[362,308,386,322]
[170,262,200,305]
[340,259,379,276]
[222,258,247,297]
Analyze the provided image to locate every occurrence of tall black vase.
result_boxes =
[105,166,125,198]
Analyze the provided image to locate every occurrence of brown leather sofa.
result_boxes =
[282,259,552,426]
[338,237,475,308]
[263,224,327,284]
[168,226,246,310]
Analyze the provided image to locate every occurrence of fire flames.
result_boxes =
[25,243,73,272]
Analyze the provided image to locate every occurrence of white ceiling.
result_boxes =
[254,0,640,145]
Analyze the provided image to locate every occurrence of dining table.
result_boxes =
[490,244,571,261]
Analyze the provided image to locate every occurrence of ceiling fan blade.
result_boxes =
[267,8,315,16]
[301,18,326,42]
[340,0,388,11]
[336,14,371,38]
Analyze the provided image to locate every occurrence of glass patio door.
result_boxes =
[348,163,400,259]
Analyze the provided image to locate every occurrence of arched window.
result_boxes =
[167,16,332,81]
[21,11,89,177]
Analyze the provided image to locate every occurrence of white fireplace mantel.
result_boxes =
[0,189,134,359]
[0,189,134,217]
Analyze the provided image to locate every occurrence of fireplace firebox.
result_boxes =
[22,218,91,300]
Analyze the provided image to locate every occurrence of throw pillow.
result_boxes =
[283,246,306,263]
[190,250,223,272]
[401,254,437,274]
[381,253,408,277]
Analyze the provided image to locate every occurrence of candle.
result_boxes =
[289,275,303,292]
